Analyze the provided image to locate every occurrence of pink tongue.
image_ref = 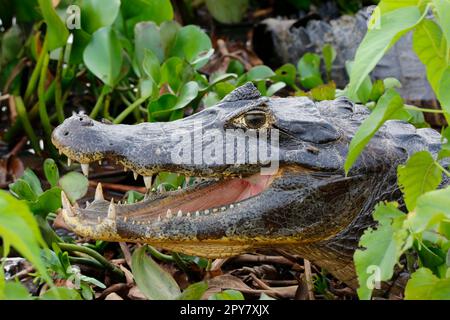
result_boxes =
[236,174,274,202]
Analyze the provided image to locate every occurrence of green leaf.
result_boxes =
[177,281,208,300]
[267,82,286,96]
[27,187,62,217]
[151,81,199,119]
[209,289,245,300]
[9,179,38,201]
[297,53,323,89]
[131,246,181,300]
[227,60,245,76]
[160,21,181,58]
[439,127,450,160]
[148,94,177,122]
[405,267,450,299]
[383,77,402,90]
[134,21,164,70]
[246,65,276,82]
[398,151,442,211]
[432,0,450,47]
[40,287,82,300]
[274,64,297,87]
[310,82,336,101]
[142,49,161,83]
[344,89,404,173]
[0,24,23,64]
[2,282,32,300]
[346,61,373,103]
[22,168,43,196]
[369,80,385,102]
[347,7,424,100]
[205,0,249,24]
[170,25,212,69]
[80,0,120,34]
[413,19,449,109]
[405,186,450,233]
[58,172,89,203]
[377,0,422,13]
[121,0,173,33]
[160,57,194,92]
[38,0,69,50]
[322,44,337,76]
[83,26,123,86]
[354,202,409,300]
[438,67,450,118]
[0,190,52,285]
[44,158,59,188]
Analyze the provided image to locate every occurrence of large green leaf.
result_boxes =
[405,267,450,299]
[209,289,245,300]
[377,0,423,13]
[80,0,121,34]
[347,7,424,100]
[205,0,249,24]
[160,57,194,92]
[170,25,212,69]
[150,81,199,119]
[121,0,173,27]
[398,151,443,211]
[405,186,450,233]
[131,246,181,300]
[83,26,123,86]
[38,0,69,50]
[438,67,450,119]
[0,191,52,285]
[27,187,62,217]
[177,281,208,300]
[246,65,276,82]
[58,172,89,203]
[354,202,409,300]
[43,158,60,188]
[432,0,450,46]
[134,21,164,67]
[40,287,82,300]
[297,53,323,89]
[413,19,449,102]
[344,89,404,173]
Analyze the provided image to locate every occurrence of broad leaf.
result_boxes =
[322,44,336,76]
[22,168,43,196]
[44,158,59,188]
[177,281,208,300]
[80,0,120,34]
[209,289,245,300]
[131,246,181,300]
[405,267,450,299]
[58,172,89,203]
[246,65,276,82]
[0,191,52,285]
[134,21,164,68]
[274,64,297,87]
[377,0,422,13]
[347,7,424,100]
[38,0,69,50]
[27,187,62,217]
[398,151,442,211]
[142,49,161,84]
[151,81,199,119]
[297,53,323,89]
[40,287,82,300]
[405,186,450,233]
[205,0,249,24]
[121,0,173,34]
[170,25,212,69]
[267,82,286,96]
[354,202,409,300]
[432,0,450,47]
[83,26,123,86]
[438,67,450,119]
[345,89,404,173]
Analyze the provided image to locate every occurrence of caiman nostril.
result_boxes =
[64,131,69,136]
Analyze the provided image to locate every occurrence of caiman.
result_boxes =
[51,83,444,291]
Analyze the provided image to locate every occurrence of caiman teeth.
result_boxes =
[166,209,172,218]
[81,163,89,176]
[108,199,116,220]
[144,176,152,189]
[95,183,104,201]
[67,158,72,167]
[133,171,138,180]
[177,210,182,217]
[61,191,75,216]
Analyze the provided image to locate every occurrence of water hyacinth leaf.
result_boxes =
[369,80,385,102]
[83,26,123,87]
[347,7,423,100]
[38,0,69,50]
[405,268,450,299]
[432,0,450,46]
[160,57,194,92]
[354,202,409,300]
[438,67,450,118]
[121,0,173,31]
[9,179,38,201]
[43,158,59,188]
[22,168,43,196]
[27,187,62,217]
[227,60,245,76]
[191,48,215,68]
[274,64,297,87]
[439,127,450,160]
[246,65,276,82]
[177,281,208,300]
[152,81,199,118]
[0,24,23,63]
[2,282,32,300]
[205,0,249,24]
[346,61,372,103]
[134,21,164,69]
[322,44,336,76]
[40,287,82,300]
[0,191,52,285]
[267,82,286,97]
[310,82,336,101]
[148,94,177,122]
[58,172,89,203]
[398,151,442,211]
[383,77,402,90]
[142,49,161,84]
[405,186,450,233]
[160,20,181,58]
[131,246,181,300]
[170,25,212,69]
[345,89,404,173]
[80,0,120,34]
[377,0,422,13]
[209,289,245,300]
[297,53,323,89]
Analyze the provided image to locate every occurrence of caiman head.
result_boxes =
[51,83,438,262]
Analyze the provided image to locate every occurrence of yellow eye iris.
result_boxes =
[243,111,267,129]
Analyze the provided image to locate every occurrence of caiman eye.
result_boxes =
[243,111,267,129]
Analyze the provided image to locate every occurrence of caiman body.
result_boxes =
[52,83,443,290]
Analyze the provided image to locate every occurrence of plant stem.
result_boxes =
[404,105,446,114]
[14,96,41,155]
[146,245,175,263]
[435,161,450,177]
[58,243,124,279]
[24,37,47,104]
[114,95,149,124]
[89,85,110,119]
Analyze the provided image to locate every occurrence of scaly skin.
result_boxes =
[51,83,443,289]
